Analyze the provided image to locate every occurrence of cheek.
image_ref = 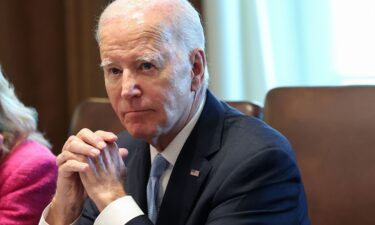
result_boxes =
[157,81,191,121]
[105,81,122,114]
[143,85,176,126]
[162,64,192,98]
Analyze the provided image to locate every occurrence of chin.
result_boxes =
[126,125,155,141]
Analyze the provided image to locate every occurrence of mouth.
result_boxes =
[123,109,154,116]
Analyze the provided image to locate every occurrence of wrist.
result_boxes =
[46,196,83,225]
[93,189,127,212]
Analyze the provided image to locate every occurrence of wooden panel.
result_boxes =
[64,0,111,115]
[0,0,68,154]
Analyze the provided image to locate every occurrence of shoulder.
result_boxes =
[220,101,293,155]
[213,104,300,181]
[218,113,297,166]
[1,140,56,170]
[209,108,307,214]
[0,140,57,225]
[203,95,292,157]
[0,140,57,190]
[13,140,55,157]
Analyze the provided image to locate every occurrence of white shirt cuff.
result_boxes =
[38,205,51,225]
[94,196,144,225]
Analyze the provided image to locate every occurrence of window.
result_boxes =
[203,0,375,103]
[330,0,375,84]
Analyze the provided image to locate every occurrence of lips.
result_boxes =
[125,109,151,113]
[123,109,154,117]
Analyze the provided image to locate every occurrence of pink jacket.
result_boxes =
[0,140,57,225]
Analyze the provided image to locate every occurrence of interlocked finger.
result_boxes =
[62,135,101,158]
[85,142,124,179]
[76,128,108,151]
[59,159,89,177]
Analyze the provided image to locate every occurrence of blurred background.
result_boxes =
[0,0,374,154]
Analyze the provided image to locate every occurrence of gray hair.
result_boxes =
[95,0,209,87]
[0,67,51,158]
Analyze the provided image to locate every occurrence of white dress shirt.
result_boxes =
[39,96,205,225]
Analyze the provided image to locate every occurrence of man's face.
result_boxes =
[98,16,195,148]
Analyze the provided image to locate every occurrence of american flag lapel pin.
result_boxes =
[190,169,200,177]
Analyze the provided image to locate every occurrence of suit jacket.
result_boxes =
[79,91,310,225]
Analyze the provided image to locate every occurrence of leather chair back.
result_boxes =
[70,98,263,135]
[69,98,122,135]
[264,86,375,225]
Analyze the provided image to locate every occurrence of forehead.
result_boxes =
[99,16,174,53]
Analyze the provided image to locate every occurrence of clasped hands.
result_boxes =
[47,129,128,224]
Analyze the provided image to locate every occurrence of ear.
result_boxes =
[189,49,206,92]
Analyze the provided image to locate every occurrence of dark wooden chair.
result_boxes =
[264,86,375,225]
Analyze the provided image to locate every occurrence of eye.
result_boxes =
[109,67,122,75]
[140,62,155,71]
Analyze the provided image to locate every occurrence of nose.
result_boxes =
[120,71,142,99]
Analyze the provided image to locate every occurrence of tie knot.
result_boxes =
[150,154,169,178]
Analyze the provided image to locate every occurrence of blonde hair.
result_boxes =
[0,67,51,159]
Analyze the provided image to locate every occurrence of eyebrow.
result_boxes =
[136,52,163,64]
[100,59,113,68]
[99,51,164,68]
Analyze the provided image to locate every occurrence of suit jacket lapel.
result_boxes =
[157,91,225,225]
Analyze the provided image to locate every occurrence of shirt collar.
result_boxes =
[150,96,206,166]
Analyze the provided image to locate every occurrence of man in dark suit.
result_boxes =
[41,0,310,224]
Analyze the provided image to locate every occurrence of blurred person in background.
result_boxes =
[0,67,57,225]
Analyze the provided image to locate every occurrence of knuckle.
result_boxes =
[65,159,81,171]
[67,135,76,141]
[56,154,64,164]
[95,130,104,134]
[81,128,90,133]
[96,130,116,138]
[77,128,92,137]
[63,136,79,151]
[63,141,74,152]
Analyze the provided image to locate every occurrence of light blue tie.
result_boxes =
[147,154,169,224]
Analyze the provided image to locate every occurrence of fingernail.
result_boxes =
[90,148,100,156]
